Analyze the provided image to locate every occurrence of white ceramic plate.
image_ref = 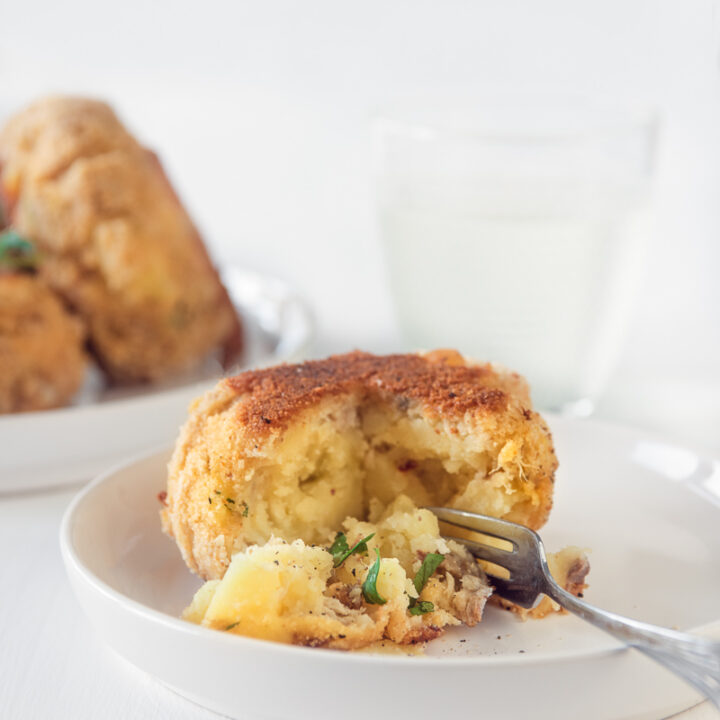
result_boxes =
[60,416,720,720]
[0,267,312,492]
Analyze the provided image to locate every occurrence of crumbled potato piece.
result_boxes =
[184,497,497,649]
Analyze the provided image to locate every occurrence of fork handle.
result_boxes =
[543,576,720,709]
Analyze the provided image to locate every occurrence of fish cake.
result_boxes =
[0,96,242,382]
[0,272,86,412]
[162,350,557,581]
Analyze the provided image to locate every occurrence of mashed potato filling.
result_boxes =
[183,496,495,650]
[226,396,544,556]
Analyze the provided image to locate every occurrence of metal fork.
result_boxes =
[428,506,720,709]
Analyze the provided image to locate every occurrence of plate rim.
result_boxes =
[59,416,720,669]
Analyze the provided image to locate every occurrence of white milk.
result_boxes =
[380,176,649,409]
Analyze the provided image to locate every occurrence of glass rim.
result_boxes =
[374,92,659,145]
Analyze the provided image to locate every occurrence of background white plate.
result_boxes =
[0,267,313,492]
[61,415,720,720]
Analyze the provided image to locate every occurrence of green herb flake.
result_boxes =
[0,230,40,272]
[221,497,249,517]
[328,531,375,568]
[328,533,349,565]
[413,552,444,595]
[405,552,444,617]
[361,548,386,605]
[408,600,435,616]
[225,621,240,631]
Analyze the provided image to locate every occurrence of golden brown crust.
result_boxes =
[0,273,87,412]
[227,350,525,438]
[0,96,242,382]
[144,150,243,369]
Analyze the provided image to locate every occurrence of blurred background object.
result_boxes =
[376,97,656,411]
[2,0,718,451]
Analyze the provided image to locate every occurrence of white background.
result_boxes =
[1,2,719,718]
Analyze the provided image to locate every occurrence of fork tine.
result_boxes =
[487,576,544,609]
[427,506,548,608]
[426,506,530,546]
[443,535,518,569]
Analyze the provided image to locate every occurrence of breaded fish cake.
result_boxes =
[0,96,242,382]
[162,350,557,581]
[0,272,86,412]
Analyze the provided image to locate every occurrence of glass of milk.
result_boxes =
[376,96,656,412]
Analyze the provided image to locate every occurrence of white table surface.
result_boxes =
[0,476,715,720]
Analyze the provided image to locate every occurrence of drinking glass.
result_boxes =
[376,96,656,412]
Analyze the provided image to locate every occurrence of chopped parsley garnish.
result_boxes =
[412,553,444,595]
[225,622,239,631]
[361,548,386,605]
[408,600,435,616]
[0,230,39,272]
[217,491,249,517]
[328,531,375,568]
[407,552,444,616]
